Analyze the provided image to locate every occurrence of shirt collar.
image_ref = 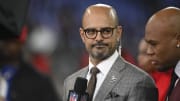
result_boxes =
[89,50,119,75]
[175,60,180,78]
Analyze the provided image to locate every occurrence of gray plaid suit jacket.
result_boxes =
[63,56,158,101]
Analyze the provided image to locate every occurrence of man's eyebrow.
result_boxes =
[144,39,158,44]
[144,39,150,43]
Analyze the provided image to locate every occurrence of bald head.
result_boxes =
[82,4,119,28]
[146,7,180,36]
[144,7,180,71]
[79,4,122,65]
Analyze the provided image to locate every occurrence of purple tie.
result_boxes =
[87,67,100,101]
[169,79,180,101]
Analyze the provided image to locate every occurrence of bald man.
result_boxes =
[144,7,180,101]
[64,4,158,101]
[137,39,173,101]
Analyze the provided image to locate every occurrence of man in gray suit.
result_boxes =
[63,4,158,101]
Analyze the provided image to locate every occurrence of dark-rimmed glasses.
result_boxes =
[83,27,117,39]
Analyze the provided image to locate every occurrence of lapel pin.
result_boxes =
[110,75,117,83]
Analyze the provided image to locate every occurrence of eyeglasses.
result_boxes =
[83,27,117,39]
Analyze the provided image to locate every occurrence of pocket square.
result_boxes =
[105,92,120,99]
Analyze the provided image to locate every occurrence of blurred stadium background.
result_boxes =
[25,0,180,98]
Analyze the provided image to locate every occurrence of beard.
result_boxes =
[157,61,178,72]
[157,66,172,72]
[89,41,118,61]
[156,62,175,72]
[91,50,109,61]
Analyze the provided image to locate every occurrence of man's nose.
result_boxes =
[146,45,155,56]
[95,32,103,41]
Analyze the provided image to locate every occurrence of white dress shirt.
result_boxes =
[174,60,180,85]
[86,50,119,101]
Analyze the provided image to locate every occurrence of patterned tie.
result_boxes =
[169,79,180,101]
[87,67,100,101]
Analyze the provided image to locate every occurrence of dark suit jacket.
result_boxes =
[8,61,61,101]
[64,57,158,101]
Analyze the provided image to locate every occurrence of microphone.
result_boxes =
[67,77,89,101]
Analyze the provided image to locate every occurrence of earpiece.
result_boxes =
[177,44,180,48]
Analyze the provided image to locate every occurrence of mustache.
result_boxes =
[92,42,108,47]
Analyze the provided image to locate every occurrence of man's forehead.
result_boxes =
[145,24,175,43]
[82,13,116,28]
[144,33,158,43]
[145,22,168,42]
[84,7,112,20]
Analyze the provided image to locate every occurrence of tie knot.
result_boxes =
[90,67,100,75]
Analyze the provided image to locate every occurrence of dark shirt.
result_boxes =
[1,61,61,101]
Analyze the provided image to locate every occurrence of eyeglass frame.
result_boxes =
[82,26,118,39]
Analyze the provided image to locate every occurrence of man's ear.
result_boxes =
[79,28,85,43]
[116,26,122,42]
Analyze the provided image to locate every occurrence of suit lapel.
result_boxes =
[79,67,89,78]
[94,57,126,101]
